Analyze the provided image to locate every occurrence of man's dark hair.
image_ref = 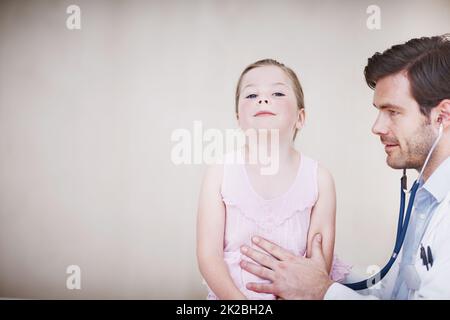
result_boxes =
[364,34,450,117]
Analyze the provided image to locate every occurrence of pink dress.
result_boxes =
[206,151,351,300]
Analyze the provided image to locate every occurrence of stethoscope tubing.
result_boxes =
[344,180,419,290]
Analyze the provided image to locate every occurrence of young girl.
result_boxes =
[197,59,350,300]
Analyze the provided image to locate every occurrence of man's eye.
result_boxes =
[389,110,400,116]
[273,92,285,97]
[245,94,257,99]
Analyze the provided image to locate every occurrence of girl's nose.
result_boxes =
[258,99,269,104]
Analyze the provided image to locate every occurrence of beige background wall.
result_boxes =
[0,0,449,299]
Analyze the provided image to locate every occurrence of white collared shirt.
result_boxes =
[325,156,450,300]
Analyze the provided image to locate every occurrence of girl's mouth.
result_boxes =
[254,110,276,117]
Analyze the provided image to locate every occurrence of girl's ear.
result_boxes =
[295,108,305,130]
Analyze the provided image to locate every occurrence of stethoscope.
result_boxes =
[344,122,444,291]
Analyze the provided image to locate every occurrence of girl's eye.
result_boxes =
[245,94,257,99]
[273,92,285,97]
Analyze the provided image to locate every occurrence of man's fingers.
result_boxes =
[241,245,277,270]
[245,282,276,295]
[311,233,325,263]
[251,236,294,261]
[240,260,276,281]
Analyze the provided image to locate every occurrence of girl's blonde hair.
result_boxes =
[235,59,305,140]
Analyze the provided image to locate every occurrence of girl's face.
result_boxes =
[237,66,303,140]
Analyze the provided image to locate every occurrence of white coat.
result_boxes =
[325,191,450,300]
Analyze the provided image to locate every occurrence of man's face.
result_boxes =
[372,72,436,170]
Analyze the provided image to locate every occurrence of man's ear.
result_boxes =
[435,99,450,128]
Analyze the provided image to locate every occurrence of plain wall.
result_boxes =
[0,0,449,298]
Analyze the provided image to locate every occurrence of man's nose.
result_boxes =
[371,114,388,136]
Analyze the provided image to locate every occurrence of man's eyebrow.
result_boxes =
[373,103,403,110]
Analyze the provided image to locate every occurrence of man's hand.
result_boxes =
[240,233,334,300]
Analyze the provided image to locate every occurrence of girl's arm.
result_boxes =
[196,164,247,300]
[306,164,336,274]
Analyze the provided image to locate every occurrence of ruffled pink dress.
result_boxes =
[205,151,351,300]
